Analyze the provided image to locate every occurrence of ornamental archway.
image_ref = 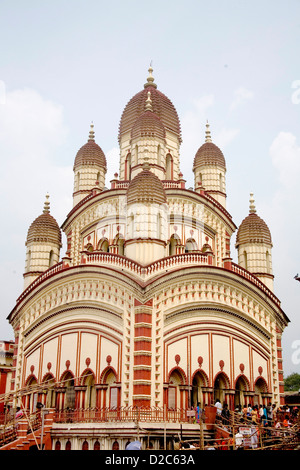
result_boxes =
[213,372,230,405]
[191,369,209,408]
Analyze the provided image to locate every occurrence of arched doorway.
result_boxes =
[25,375,38,413]
[169,234,181,256]
[168,368,186,410]
[185,238,198,253]
[81,370,96,408]
[43,374,56,408]
[254,377,268,406]
[191,371,208,408]
[213,372,229,405]
[234,375,249,408]
[101,368,119,409]
[63,372,75,410]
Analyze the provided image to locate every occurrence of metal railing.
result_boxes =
[54,406,194,424]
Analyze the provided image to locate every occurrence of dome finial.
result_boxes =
[249,192,256,214]
[144,62,157,89]
[43,193,50,214]
[205,120,212,143]
[88,122,95,141]
[145,91,153,111]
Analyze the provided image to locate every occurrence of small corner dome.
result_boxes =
[193,142,226,169]
[26,195,62,247]
[236,194,272,247]
[74,124,107,170]
[126,165,167,205]
[193,122,226,170]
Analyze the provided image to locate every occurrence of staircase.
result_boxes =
[0,409,55,451]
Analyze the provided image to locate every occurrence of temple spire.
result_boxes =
[249,192,256,214]
[205,120,212,143]
[145,91,153,111]
[43,193,50,214]
[144,62,157,89]
[88,122,95,141]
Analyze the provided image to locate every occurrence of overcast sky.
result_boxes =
[0,0,299,376]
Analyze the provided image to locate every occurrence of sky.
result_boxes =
[0,0,299,376]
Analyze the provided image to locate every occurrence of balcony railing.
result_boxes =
[54,407,193,424]
[81,251,212,281]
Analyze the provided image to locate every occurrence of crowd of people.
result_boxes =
[187,400,299,450]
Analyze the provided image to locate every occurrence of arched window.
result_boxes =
[82,370,96,409]
[113,234,125,256]
[266,251,271,273]
[25,376,38,413]
[185,238,198,253]
[49,250,54,267]
[97,237,109,252]
[219,173,223,192]
[169,234,181,256]
[63,373,75,409]
[65,440,72,450]
[168,369,185,410]
[55,440,61,450]
[102,368,118,409]
[27,250,32,272]
[243,250,248,270]
[112,441,119,450]
[43,374,56,408]
[125,153,131,181]
[129,214,135,239]
[94,440,101,450]
[166,154,173,180]
[82,440,89,450]
[157,213,162,239]
[75,172,80,191]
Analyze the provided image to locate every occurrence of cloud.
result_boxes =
[230,86,254,111]
[215,127,240,148]
[0,88,71,222]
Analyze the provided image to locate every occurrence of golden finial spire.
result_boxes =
[145,91,153,111]
[88,122,95,141]
[249,192,256,214]
[43,193,50,214]
[144,62,157,89]
[205,120,212,143]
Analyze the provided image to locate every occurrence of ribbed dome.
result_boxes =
[74,124,106,169]
[193,142,226,169]
[236,195,272,246]
[131,110,166,141]
[236,213,272,246]
[26,196,62,246]
[126,166,167,205]
[119,67,181,142]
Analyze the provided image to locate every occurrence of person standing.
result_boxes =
[215,399,222,419]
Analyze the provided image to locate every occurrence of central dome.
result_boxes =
[119,67,181,142]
